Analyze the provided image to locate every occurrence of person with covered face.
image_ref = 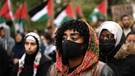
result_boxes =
[48,19,114,76]
[13,32,51,76]
[98,21,125,76]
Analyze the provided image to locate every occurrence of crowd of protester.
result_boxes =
[0,14,135,76]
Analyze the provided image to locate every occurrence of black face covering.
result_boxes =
[62,40,86,60]
[99,39,116,55]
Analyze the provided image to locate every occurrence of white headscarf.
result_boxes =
[17,32,42,76]
[25,32,41,46]
[98,21,123,46]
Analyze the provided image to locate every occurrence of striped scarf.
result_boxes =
[17,52,41,76]
[55,51,98,76]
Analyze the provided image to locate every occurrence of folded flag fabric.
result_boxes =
[54,3,75,27]
[29,0,53,22]
[89,0,107,22]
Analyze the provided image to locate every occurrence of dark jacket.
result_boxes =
[12,41,24,58]
[0,46,12,76]
[12,53,52,76]
[98,21,125,76]
[119,55,135,76]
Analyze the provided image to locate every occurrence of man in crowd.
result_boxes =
[121,14,132,36]
[0,23,15,56]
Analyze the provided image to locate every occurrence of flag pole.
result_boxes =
[105,0,108,20]
[7,0,17,33]
[47,0,54,28]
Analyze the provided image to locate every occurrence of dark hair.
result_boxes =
[44,32,54,44]
[55,19,89,53]
[126,31,135,40]
[0,26,4,30]
[120,14,129,20]
[55,19,90,64]
[131,22,135,32]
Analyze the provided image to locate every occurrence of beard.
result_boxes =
[123,24,130,29]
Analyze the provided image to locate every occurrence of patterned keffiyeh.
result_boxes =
[17,52,41,76]
[55,20,99,76]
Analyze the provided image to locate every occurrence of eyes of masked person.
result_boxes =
[61,30,86,59]
[62,31,83,43]
[99,30,115,41]
[99,30,116,52]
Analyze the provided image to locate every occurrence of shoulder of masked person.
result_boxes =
[33,53,52,76]
[91,61,115,76]
[47,61,114,76]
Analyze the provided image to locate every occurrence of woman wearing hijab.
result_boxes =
[98,21,125,76]
[12,32,51,76]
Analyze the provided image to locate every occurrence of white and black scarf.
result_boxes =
[17,52,41,76]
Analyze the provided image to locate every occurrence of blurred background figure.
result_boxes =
[12,32,25,64]
[131,22,135,33]
[120,14,132,36]
[46,26,55,38]
[115,31,135,76]
[42,32,56,62]
[0,24,15,57]
[95,16,106,34]
[0,45,12,76]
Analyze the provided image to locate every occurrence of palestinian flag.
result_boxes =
[54,3,75,27]
[14,1,27,19]
[0,17,5,24]
[14,20,25,33]
[75,6,84,19]
[89,0,107,22]
[14,1,28,33]
[29,0,53,22]
[0,0,11,20]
